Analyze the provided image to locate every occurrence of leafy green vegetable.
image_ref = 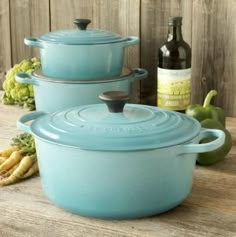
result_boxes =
[11,133,36,156]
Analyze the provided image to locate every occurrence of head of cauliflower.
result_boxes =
[2,58,41,110]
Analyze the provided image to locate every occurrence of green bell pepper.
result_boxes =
[197,119,232,165]
[185,90,226,127]
[185,90,232,165]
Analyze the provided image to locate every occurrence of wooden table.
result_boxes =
[0,102,235,237]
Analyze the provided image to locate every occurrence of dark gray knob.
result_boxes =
[99,91,130,113]
[74,19,91,30]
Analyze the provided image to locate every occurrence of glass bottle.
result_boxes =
[157,16,191,112]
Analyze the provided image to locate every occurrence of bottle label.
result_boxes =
[157,67,191,110]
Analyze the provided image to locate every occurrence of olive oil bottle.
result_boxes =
[157,16,191,112]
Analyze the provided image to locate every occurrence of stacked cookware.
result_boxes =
[16,19,225,220]
[16,19,147,113]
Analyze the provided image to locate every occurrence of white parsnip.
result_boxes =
[0,155,35,186]
[21,161,39,179]
[0,146,19,158]
[0,150,22,172]
[1,163,20,178]
[0,133,38,186]
[0,157,7,165]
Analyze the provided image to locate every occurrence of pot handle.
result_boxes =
[17,111,46,134]
[124,36,139,47]
[24,37,43,48]
[15,72,39,86]
[132,68,148,81]
[177,129,225,155]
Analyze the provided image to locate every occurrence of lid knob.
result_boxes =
[74,19,91,30]
[99,91,129,113]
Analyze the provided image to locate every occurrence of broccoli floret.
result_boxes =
[1,58,40,110]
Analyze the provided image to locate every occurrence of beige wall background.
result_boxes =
[0,0,236,116]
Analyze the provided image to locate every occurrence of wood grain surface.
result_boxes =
[9,0,50,64]
[191,0,236,116]
[0,100,235,237]
[0,0,11,89]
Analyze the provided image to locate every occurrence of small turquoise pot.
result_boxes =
[24,19,139,80]
[17,92,225,219]
[15,68,147,113]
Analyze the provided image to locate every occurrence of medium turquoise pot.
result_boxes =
[15,68,147,113]
[17,92,225,219]
[24,19,139,80]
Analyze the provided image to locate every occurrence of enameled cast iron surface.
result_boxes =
[17,98,225,219]
[35,140,197,219]
[15,68,147,113]
[24,19,139,79]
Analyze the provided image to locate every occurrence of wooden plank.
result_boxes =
[50,0,94,30]
[191,0,236,116]
[50,0,140,102]
[97,0,140,102]
[140,0,192,105]
[0,0,11,89]
[10,0,50,64]
[181,0,193,46]
[0,99,235,237]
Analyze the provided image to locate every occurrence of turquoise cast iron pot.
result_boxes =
[17,91,225,219]
[24,19,139,80]
[15,68,147,113]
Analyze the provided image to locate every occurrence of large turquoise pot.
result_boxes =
[24,19,139,80]
[17,92,225,219]
[15,68,147,113]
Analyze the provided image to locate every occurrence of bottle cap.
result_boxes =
[168,16,182,26]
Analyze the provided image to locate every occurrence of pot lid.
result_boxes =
[30,91,201,151]
[39,19,126,45]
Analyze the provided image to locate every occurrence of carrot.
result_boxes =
[21,161,39,179]
[0,146,19,158]
[0,155,35,186]
[0,150,22,172]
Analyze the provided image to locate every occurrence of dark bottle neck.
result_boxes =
[167,25,183,41]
